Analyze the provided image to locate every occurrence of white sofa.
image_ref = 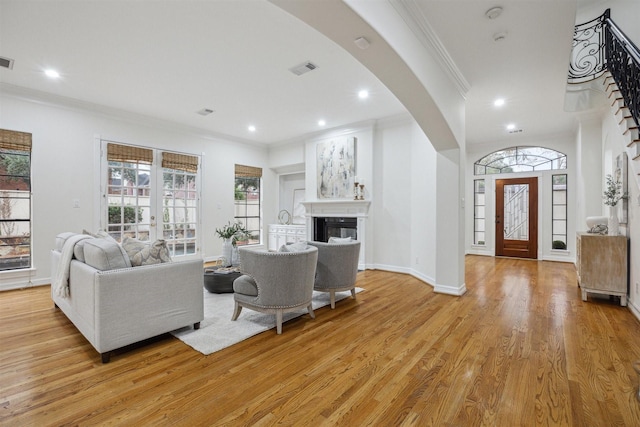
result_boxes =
[51,232,204,363]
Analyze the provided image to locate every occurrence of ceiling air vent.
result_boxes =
[289,61,318,76]
[0,56,14,70]
[196,108,215,116]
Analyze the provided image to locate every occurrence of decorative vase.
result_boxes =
[222,238,233,266]
[608,206,620,236]
[231,245,240,266]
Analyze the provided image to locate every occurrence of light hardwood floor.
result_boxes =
[2,255,640,426]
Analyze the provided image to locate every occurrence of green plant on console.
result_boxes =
[215,221,250,246]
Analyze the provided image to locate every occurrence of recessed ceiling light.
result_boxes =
[358,90,369,99]
[506,123,516,130]
[494,98,505,107]
[248,125,256,132]
[493,32,508,42]
[318,120,326,126]
[485,6,503,19]
[44,69,60,78]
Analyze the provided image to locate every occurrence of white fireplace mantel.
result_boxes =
[301,200,371,218]
[301,199,370,269]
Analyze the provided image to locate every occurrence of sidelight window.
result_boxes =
[473,179,486,245]
[552,174,568,249]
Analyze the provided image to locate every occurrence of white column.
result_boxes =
[434,148,466,295]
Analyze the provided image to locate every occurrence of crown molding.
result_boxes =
[390,0,470,98]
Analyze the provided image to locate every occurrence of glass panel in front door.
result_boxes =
[503,183,529,241]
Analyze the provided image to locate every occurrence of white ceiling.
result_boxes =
[0,0,600,147]
[415,0,580,145]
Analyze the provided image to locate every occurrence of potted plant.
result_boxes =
[215,221,249,266]
[602,174,628,235]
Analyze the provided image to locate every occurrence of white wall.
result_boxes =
[409,121,438,283]
[372,117,414,271]
[601,109,640,316]
[576,116,606,227]
[0,92,271,289]
[268,114,440,285]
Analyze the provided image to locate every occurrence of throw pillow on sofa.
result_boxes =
[83,238,132,270]
[74,230,128,263]
[121,236,147,260]
[122,236,172,266]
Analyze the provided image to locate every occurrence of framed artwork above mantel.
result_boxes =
[316,137,357,199]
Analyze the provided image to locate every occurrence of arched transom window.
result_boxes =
[474,146,567,175]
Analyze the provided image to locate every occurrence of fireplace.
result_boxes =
[301,200,370,269]
[314,217,357,242]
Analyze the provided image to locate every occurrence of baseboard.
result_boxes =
[370,263,413,276]
[0,278,49,292]
[0,267,45,292]
[542,251,575,263]
[466,248,493,256]
[628,299,640,322]
[434,282,467,296]
[369,263,466,296]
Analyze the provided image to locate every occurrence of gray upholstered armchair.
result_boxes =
[307,240,361,309]
[231,245,318,334]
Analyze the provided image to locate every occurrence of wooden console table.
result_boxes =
[576,232,628,306]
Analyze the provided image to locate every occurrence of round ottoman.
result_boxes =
[204,268,242,293]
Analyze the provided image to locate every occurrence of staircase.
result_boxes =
[602,10,640,192]
[604,72,640,175]
[570,9,640,193]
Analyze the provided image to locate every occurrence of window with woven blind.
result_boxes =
[161,152,199,255]
[103,140,201,258]
[0,129,32,271]
[234,164,261,245]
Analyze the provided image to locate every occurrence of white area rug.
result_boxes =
[171,287,363,355]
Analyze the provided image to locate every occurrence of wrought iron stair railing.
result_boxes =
[568,11,608,84]
[569,9,640,129]
[605,12,640,129]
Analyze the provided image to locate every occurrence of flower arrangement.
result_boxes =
[215,221,249,246]
[602,174,627,207]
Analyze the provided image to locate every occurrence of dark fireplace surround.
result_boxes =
[313,217,357,242]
